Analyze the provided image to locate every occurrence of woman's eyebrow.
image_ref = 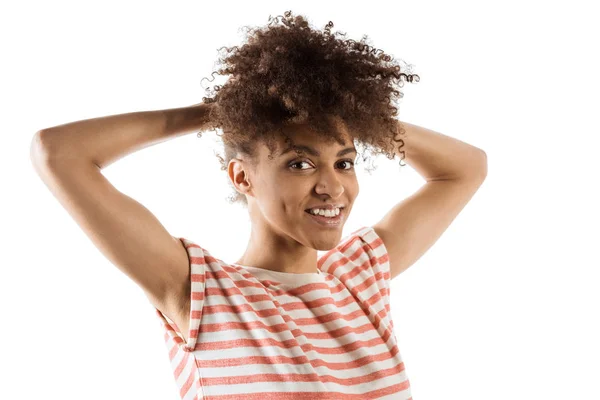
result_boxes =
[279,145,357,157]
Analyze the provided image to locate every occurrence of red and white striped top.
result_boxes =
[153,226,412,399]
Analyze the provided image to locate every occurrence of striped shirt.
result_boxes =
[153,226,413,399]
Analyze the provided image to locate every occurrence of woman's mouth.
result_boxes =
[304,208,344,227]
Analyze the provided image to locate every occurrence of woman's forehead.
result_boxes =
[273,135,353,157]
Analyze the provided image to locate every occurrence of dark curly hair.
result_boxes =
[198,10,420,206]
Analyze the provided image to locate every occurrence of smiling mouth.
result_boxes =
[304,208,345,226]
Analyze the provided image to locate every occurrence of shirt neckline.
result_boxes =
[232,263,324,286]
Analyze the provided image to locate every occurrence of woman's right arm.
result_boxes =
[29,102,213,340]
[32,102,213,169]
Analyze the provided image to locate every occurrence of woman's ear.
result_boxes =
[228,158,253,196]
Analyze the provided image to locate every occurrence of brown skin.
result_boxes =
[228,120,359,274]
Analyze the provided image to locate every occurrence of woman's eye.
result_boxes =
[339,160,355,170]
[288,160,355,170]
[289,161,312,170]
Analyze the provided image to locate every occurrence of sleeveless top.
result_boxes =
[152,226,413,399]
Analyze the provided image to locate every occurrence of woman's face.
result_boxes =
[230,123,360,251]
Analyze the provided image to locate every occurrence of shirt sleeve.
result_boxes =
[324,226,393,332]
[350,226,392,308]
[153,237,206,352]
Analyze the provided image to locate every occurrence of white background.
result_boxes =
[2,1,598,399]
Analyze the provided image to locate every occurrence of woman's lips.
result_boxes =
[305,209,344,227]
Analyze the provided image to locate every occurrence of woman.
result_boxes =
[31,10,486,399]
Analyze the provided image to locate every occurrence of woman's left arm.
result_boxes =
[373,120,487,280]
[396,120,487,181]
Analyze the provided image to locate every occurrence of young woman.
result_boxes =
[31,11,486,400]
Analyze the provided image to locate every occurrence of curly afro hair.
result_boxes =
[198,10,420,207]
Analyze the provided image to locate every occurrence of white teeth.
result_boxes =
[309,208,340,217]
